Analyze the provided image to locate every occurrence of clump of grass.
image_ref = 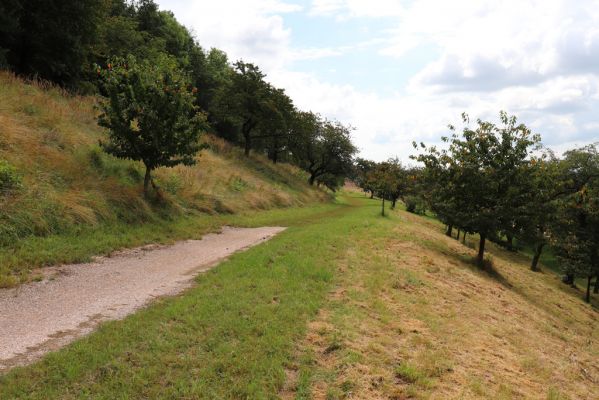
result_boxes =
[0,159,22,192]
[392,269,425,290]
[394,362,430,386]
[547,387,569,400]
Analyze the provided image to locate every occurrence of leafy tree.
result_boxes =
[414,112,540,267]
[0,0,22,68]
[515,154,560,271]
[549,145,599,302]
[353,158,377,198]
[96,56,206,195]
[290,112,357,186]
[385,158,408,210]
[7,0,105,88]
[190,48,230,119]
[316,173,345,192]
[214,61,270,156]
[367,158,408,215]
[368,161,396,216]
[260,86,295,163]
[403,167,427,215]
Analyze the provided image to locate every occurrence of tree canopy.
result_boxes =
[97,56,206,195]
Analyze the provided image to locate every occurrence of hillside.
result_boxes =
[0,72,329,286]
[0,194,596,399]
[285,196,598,399]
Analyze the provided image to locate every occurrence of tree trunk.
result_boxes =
[244,137,251,157]
[506,234,514,251]
[143,166,152,197]
[562,273,575,286]
[477,234,486,267]
[308,174,316,185]
[462,232,467,244]
[585,275,592,303]
[370,191,374,199]
[381,198,385,216]
[530,242,545,272]
[594,274,599,294]
[456,229,461,241]
[446,224,453,237]
[391,198,396,210]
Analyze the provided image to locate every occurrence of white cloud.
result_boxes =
[159,0,301,70]
[309,0,404,18]
[158,0,599,161]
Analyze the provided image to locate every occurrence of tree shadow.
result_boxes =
[419,231,599,315]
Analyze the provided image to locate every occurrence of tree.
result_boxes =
[214,61,270,156]
[260,86,295,164]
[414,112,540,267]
[403,167,427,215]
[515,154,560,271]
[7,0,105,88]
[290,112,357,186]
[96,56,206,195]
[0,0,22,68]
[549,145,599,302]
[353,158,377,198]
[367,158,408,216]
[368,161,395,216]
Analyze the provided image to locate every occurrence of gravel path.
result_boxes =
[0,226,285,372]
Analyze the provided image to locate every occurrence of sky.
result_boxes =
[159,0,599,161]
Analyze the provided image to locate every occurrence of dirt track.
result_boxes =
[0,226,285,371]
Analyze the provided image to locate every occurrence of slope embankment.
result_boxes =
[0,72,329,286]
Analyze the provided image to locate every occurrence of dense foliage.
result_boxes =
[353,112,599,302]
[0,0,356,191]
[96,56,206,195]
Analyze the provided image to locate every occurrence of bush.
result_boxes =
[0,160,22,193]
[404,195,425,214]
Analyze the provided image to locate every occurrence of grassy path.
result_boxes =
[0,194,380,398]
[2,193,597,399]
[0,200,337,287]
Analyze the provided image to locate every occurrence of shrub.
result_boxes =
[0,160,22,193]
[404,195,425,214]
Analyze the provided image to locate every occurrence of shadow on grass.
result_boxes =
[418,231,599,314]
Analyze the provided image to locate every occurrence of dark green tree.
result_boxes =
[0,0,22,68]
[353,158,377,198]
[368,161,397,216]
[214,61,270,156]
[550,145,599,302]
[290,112,357,186]
[260,86,295,163]
[9,0,105,88]
[414,112,540,267]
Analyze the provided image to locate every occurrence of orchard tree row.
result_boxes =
[0,0,357,192]
[355,112,599,303]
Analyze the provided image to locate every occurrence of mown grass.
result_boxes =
[0,71,329,286]
[0,194,379,399]
[0,200,340,287]
[288,197,598,399]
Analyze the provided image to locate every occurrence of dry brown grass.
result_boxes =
[286,202,598,399]
[0,71,329,284]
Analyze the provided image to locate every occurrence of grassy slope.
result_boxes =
[1,194,597,399]
[0,71,329,286]
[287,196,598,400]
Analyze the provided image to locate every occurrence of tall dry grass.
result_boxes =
[0,70,329,253]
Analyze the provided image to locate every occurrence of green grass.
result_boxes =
[0,193,380,399]
[0,200,340,287]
